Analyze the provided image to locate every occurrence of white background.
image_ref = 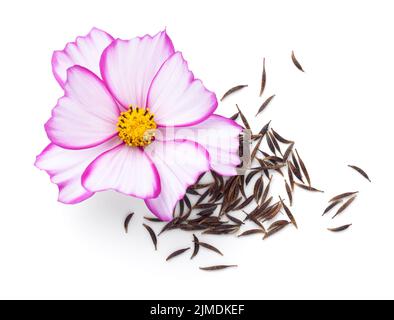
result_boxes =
[0,0,393,300]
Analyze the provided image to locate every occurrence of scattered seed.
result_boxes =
[348,165,371,182]
[246,170,260,185]
[166,247,190,261]
[196,189,211,206]
[184,195,192,210]
[269,131,283,155]
[238,175,247,199]
[291,152,302,175]
[295,182,324,193]
[332,196,357,219]
[124,212,134,233]
[322,200,342,216]
[295,149,311,187]
[198,242,223,256]
[287,164,295,191]
[329,191,359,203]
[236,104,251,129]
[260,58,266,96]
[266,132,276,154]
[268,220,290,232]
[253,175,264,203]
[262,201,282,222]
[199,265,238,271]
[271,129,293,144]
[284,180,293,206]
[289,160,303,183]
[197,207,216,217]
[220,85,248,101]
[279,196,297,228]
[234,194,254,211]
[251,136,263,161]
[230,112,239,120]
[328,224,352,232]
[178,199,185,216]
[202,229,238,235]
[225,213,245,225]
[291,50,305,72]
[158,218,180,236]
[143,216,162,222]
[224,197,242,213]
[186,189,200,196]
[263,221,290,239]
[256,94,276,116]
[191,183,212,190]
[259,120,272,135]
[248,215,266,231]
[256,161,286,171]
[195,203,218,210]
[283,142,295,161]
[238,229,265,237]
[143,224,158,250]
[191,234,200,259]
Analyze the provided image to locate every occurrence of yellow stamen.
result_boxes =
[117,106,157,147]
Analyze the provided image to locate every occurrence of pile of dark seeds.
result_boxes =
[124,52,371,271]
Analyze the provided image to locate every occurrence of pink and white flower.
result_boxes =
[35,28,242,221]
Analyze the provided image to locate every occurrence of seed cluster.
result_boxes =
[123,52,371,271]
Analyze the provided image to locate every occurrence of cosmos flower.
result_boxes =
[35,28,242,221]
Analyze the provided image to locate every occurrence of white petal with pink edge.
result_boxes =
[144,140,210,221]
[81,144,161,199]
[147,52,218,127]
[52,28,114,87]
[45,66,120,150]
[100,30,175,110]
[156,115,242,176]
[35,137,121,204]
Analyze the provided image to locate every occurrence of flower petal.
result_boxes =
[147,52,218,127]
[144,140,210,221]
[52,27,114,87]
[35,138,121,204]
[100,30,175,110]
[45,66,120,150]
[81,144,160,199]
[156,115,242,176]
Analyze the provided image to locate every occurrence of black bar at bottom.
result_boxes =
[140,301,248,318]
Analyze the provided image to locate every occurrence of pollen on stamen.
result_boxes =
[116,106,157,147]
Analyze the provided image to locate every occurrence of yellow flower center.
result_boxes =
[116,107,157,147]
